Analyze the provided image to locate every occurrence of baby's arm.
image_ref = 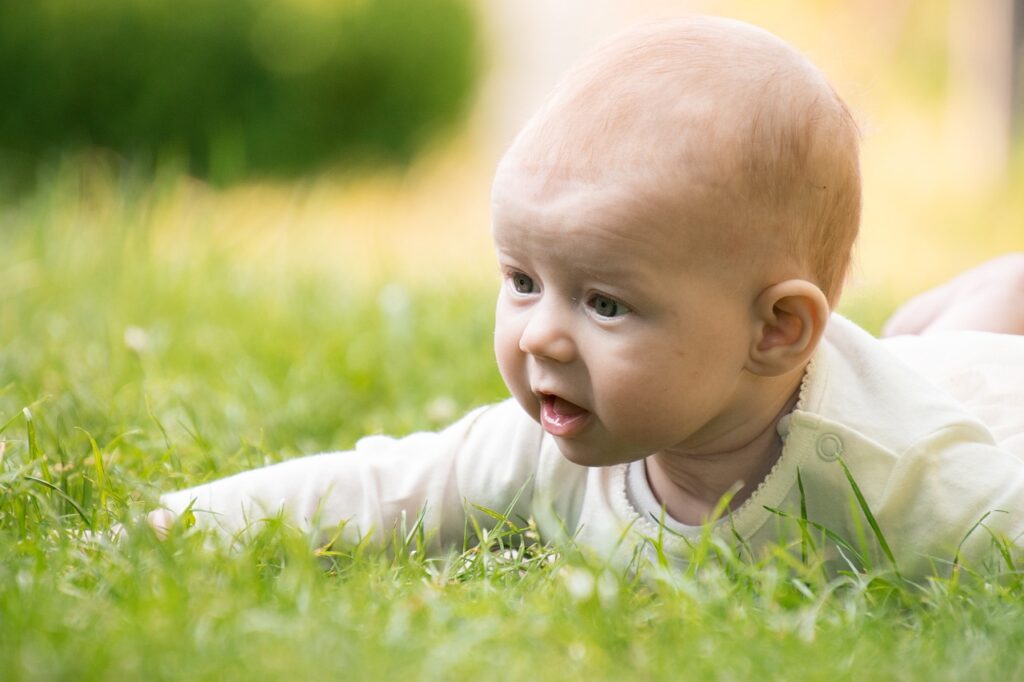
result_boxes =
[150,400,544,549]
[882,253,1024,336]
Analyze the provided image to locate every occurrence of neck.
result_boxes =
[644,372,803,526]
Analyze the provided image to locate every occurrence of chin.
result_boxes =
[553,440,627,468]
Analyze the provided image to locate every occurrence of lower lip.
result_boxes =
[539,398,590,438]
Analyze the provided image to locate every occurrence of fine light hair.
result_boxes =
[508,17,862,306]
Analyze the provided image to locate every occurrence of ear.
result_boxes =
[746,280,830,377]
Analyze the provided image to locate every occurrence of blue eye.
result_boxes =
[588,294,630,318]
[510,272,537,294]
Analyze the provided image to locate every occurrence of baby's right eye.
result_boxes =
[509,271,537,294]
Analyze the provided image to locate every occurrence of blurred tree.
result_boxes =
[0,0,480,184]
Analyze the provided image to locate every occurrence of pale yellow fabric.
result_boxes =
[160,314,1024,576]
[882,330,1024,458]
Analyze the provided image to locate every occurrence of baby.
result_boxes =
[152,17,1024,576]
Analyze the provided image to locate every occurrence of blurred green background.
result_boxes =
[2,0,1022,309]
[0,0,479,184]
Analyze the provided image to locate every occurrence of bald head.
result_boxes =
[497,17,861,303]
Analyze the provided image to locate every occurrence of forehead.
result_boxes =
[491,159,733,276]
[496,165,647,241]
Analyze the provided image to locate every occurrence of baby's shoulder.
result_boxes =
[809,315,1002,454]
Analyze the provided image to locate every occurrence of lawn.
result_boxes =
[2,161,1024,680]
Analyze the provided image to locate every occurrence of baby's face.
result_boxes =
[491,163,757,466]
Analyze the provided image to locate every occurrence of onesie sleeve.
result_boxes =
[877,421,1024,573]
[157,399,545,549]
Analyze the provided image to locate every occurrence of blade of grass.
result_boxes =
[763,506,861,562]
[24,407,52,484]
[77,428,108,511]
[796,469,815,565]
[838,457,900,580]
[23,475,90,524]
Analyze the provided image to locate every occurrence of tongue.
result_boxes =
[552,396,586,416]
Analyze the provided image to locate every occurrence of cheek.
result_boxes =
[493,305,528,392]
[604,367,672,416]
[589,347,663,407]
[492,304,515,365]
[593,345,696,424]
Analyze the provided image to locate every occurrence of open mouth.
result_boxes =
[539,394,590,437]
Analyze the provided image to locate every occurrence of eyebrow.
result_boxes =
[573,257,647,285]
[496,239,656,293]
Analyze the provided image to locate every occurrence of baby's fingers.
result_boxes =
[147,509,175,539]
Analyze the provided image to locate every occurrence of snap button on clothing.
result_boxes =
[816,433,843,461]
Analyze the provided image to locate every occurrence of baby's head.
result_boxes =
[491,17,861,466]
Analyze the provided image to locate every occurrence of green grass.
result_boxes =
[3,166,1024,680]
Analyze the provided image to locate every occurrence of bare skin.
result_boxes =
[645,391,800,523]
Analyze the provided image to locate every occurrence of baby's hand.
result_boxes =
[147,509,175,539]
[72,510,176,545]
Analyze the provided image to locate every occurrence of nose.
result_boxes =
[518,299,577,363]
